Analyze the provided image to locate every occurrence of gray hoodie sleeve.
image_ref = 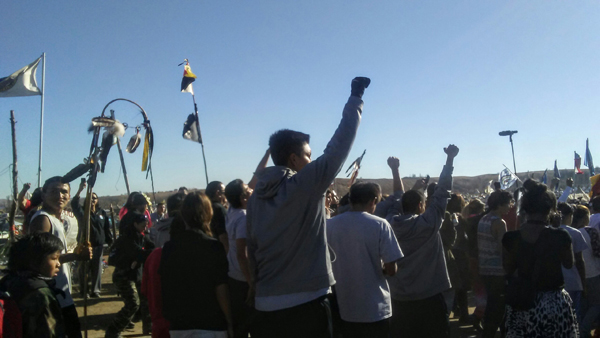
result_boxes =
[420,165,453,231]
[293,96,362,194]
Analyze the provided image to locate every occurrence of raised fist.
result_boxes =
[351,77,371,99]
[387,157,400,170]
[444,144,459,158]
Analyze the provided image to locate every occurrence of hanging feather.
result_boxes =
[63,162,93,183]
[145,126,154,179]
[99,131,116,173]
[88,117,116,133]
[109,120,126,138]
[126,127,141,153]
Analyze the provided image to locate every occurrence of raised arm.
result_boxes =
[248,149,271,190]
[294,77,370,193]
[17,183,31,211]
[558,178,573,203]
[421,145,459,229]
[374,157,404,218]
[388,157,404,193]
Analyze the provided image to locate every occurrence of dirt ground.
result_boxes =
[75,256,484,338]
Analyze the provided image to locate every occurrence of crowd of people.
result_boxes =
[2,76,600,338]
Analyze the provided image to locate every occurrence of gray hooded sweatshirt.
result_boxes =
[247,96,362,298]
[386,165,453,301]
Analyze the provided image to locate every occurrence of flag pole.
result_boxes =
[37,52,45,187]
[192,92,209,185]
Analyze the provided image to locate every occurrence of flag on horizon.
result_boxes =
[0,56,42,97]
[499,168,518,190]
[575,151,584,174]
[541,169,548,184]
[180,61,197,95]
[585,139,595,176]
[554,160,561,179]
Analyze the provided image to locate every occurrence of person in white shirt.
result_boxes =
[572,205,600,338]
[327,182,403,338]
[557,202,589,324]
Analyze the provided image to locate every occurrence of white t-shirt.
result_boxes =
[561,225,590,291]
[326,211,403,323]
[580,227,600,279]
[31,210,74,308]
[590,213,600,233]
[226,208,248,282]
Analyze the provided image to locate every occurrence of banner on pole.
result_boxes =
[0,56,42,97]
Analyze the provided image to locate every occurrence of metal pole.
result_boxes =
[8,111,18,242]
[37,53,45,187]
[509,134,519,187]
[192,93,209,185]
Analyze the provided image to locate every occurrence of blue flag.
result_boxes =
[541,169,548,184]
[585,139,595,176]
[554,160,561,179]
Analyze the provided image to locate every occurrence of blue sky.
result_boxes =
[1,1,599,199]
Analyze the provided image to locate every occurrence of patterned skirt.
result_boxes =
[506,289,579,338]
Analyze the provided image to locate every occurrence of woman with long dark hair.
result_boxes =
[503,179,578,337]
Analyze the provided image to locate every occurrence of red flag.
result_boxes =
[575,152,584,174]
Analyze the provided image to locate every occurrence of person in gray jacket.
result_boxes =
[246,77,370,338]
[386,144,459,338]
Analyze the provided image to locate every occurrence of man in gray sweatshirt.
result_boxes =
[246,77,370,338]
[386,145,459,338]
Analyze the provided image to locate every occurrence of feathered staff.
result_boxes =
[100,98,156,203]
[345,149,366,187]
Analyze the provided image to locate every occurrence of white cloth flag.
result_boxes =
[0,57,42,97]
[499,168,518,190]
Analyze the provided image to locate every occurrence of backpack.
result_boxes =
[0,277,48,338]
[0,291,23,338]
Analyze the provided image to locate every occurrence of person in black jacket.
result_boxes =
[105,211,154,338]
[71,180,113,298]
[160,192,233,337]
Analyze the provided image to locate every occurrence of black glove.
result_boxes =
[351,77,371,99]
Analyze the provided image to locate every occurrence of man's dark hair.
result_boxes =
[521,179,556,216]
[7,232,64,272]
[591,196,600,213]
[225,179,246,209]
[268,129,310,166]
[30,187,43,207]
[402,190,425,215]
[167,193,185,214]
[205,181,223,200]
[557,202,574,217]
[487,191,514,211]
[42,176,70,193]
[349,182,381,206]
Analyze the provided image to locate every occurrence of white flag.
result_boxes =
[499,168,518,190]
[0,57,42,97]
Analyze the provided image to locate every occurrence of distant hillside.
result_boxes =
[1,168,596,212]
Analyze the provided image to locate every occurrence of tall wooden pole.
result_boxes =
[8,111,18,242]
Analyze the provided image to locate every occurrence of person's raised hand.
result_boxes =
[387,157,400,170]
[444,144,459,158]
[22,183,31,191]
[566,178,574,188]
[78,179,87,192]
[351,77,371,99]
[412,178,427,191]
